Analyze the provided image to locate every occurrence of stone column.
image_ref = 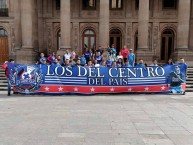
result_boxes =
[21,0,33,49]
[16,0,37,64]
[175,0,193,63]
[60,0,71,50]
[177,0,191,49]
[99,0,109,49]
[138,0,149,50]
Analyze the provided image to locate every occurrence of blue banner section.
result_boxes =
[8,63,187,94]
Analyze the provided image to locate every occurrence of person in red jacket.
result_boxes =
[120,45,129,63]
[2,59,14,96]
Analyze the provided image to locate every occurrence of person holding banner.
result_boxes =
[164,58,174,66]
[135,59,146,68]
[178,58,188,77]
[1,59,14,96]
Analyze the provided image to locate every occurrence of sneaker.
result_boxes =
[8,93,11,96]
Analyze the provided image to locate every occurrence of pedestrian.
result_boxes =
[2,59,15,96]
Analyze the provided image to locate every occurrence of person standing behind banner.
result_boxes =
[150,59,159,66]
[135,59,146,68]
[106,56,113,67]
[124,60,132,67]
[2,59,14,96]
[96,46,104,55]
[63,49,71,62]
[47,52,56,64]
[163,58,174,66]
[39,53,46,64]
[116,52,123,60]
[121,45,129,62]
[107,44,117,55]
[127,49,135,66]
[178,58,188,77]
[80,54,86,66]
[83,48,92,63]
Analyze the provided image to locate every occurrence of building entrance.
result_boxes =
[0,28,9,63]
[161,29,174,63]
[109,29,122,54]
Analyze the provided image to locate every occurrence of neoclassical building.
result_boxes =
[0,0,193,65]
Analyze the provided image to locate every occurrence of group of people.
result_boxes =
[38,44,136,68]
[1,43,189,96]
[37,44,188,71]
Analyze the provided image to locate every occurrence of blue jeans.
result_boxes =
[170,85,184,94]
[7,78,11,95]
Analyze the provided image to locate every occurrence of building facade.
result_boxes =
[0,0,193,65]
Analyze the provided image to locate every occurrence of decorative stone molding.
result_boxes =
[72,22,79,53]
[126,23,132,48]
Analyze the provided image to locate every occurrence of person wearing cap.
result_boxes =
[127,49,135,67]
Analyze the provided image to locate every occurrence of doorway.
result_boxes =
[109,29,122,54]
[0,28,8,63]
[160,29,174,63]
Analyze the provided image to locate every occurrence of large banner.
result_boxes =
[8,64,186,95]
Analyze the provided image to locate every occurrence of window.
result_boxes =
[135,0,139,10]
[0,28,7,37]
[56,0,60,10]
[82,0,96,10]
[82,29,96,52]
[0,0,8,17]
[162,0,177,9]
[110,0,122,9]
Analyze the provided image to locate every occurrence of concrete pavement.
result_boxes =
[0,93,193,145]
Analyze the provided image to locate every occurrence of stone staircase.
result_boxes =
[186,67,193,92]
[0,65,7,94]
[0,65,193,94]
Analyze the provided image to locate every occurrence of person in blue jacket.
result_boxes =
[128,49,135,66]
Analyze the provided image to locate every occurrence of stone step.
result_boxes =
[0,87,7,90]
[185,88,193,92]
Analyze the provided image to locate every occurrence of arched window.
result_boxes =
[161,29,175,62]
[0,0,8,17]
[82,29,96,52]
[57,30,61,50]
[0,28,7,37]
